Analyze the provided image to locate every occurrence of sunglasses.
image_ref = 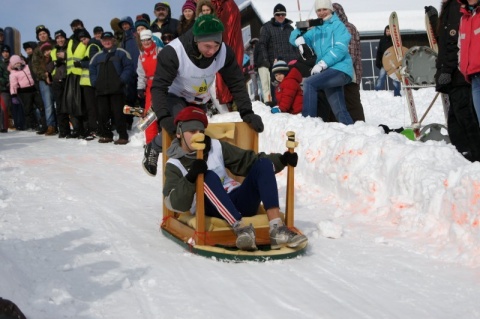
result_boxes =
[275,13,286,17]
[141,38,152,42]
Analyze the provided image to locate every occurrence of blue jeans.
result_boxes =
[472,74,480,126]
[375,67,401,96]
[39,81,56,127]
[303,68,353,125]
[203,158,279,224]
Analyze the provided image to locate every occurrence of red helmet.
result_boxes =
[174,106,208,128]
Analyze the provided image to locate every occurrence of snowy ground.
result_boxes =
[1,88,480,319]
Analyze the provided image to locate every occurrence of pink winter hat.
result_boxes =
[9,55,25,67]
[182,0,196,12]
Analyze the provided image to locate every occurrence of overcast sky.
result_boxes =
[2,0,437,52]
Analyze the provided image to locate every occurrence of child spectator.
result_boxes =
[9,55,47,131]
[270,59,303,115]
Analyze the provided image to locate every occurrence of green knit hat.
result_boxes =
[192,15,224,43]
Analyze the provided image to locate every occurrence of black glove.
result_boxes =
[298,44,317,66]
[437,73,452,86]
[159,116,176,134]
[425,6,438,18]
[73,61,82,68]
[241,112,264,132]
[185,159,208,183]
[137,89,145,99]
[280,151,298,167]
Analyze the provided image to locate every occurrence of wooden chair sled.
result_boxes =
[160,122,308,262]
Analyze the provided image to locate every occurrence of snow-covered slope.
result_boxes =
[1,88,479,318]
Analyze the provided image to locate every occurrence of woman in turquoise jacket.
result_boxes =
[289,0,354,125]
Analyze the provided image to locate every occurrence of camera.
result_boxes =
[295,18,324,31]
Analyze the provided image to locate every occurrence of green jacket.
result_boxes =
[163,137,285,213]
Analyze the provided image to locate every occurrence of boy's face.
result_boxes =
[177,129,204,152]
[275,73,285,82]
[25,48,33,56]
[2,51,9,59]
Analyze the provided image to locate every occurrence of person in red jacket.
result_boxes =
[210,0,244,107]
[270,59,303,115]
[458,0,480,126]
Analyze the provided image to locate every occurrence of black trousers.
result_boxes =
[82,85,98,134]
[52,81,70,135]
[96,93,127,140]
[447,85,480,160]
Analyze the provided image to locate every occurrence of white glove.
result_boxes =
[311,61,328,75]
[294,36,305,47]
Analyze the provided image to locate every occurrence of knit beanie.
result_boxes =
[272,59,289,75]
[76,29,91,40]
[192,15,224,43]
[93,26,104,34]
[315,0,333,11]
[40,42,52,53]
[182,0,196,12]
[54,29,67,40]
[273,3,287,15]
[135,19,150,30]
[140,30,153,40]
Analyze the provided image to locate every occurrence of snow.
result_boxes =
[1,88,480,318]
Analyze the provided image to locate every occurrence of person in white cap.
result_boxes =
[289,0,354,125]
[137,29,162,145]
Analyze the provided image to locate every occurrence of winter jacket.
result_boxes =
[275,67,303,114]
[163,136,286,213]
[32,39,55,81]
[211,0,244,104]
[150,30,255,123]
[137,42,161,91]
[89,47,134,95]
[211,0,244,67]
[458,2,480,81]
[119,17,140,71]
[334,3,362,85]
[375,26,393,70]
[259,17,298,67]
[9,56,36,95]
[289,13,353,79]
[434,0,469,93]
[151,3,179,40]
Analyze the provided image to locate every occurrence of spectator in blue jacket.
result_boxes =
[289,0,354,125]
[118,16,140,112]
[89,32,134,145]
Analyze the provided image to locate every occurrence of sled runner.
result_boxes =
[160,122,308,261]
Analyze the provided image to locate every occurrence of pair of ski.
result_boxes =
[388,11,449,137]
